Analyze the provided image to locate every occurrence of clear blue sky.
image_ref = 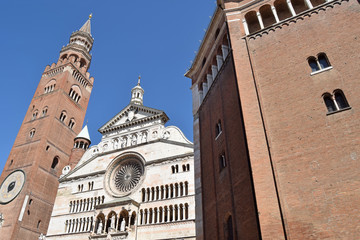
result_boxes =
[0,1,216,172]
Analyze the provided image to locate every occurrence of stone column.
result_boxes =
[287,0,297,16]
[242,19,250,35]
[211,65,218,80]
[167,208,170,222]
[152,210,156,224]
[178,206,181,221]
[202,82,208,96]
[271,6,280,23]
[146,211,150,224]
[256,12,265,29]
[304,0,313,9]
[207,74,213,87]
[216,55,223,71]
[162,209,166,223]
[221,45,229,61]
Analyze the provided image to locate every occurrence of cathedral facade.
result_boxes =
[45,81,195,240]
[186,0,360,239]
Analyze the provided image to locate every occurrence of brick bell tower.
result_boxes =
[0,15,94,239]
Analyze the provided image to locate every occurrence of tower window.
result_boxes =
[69,85,82,103]
[59,111,67,122]
[219,154,226,170]
[308,53,332,74]
[323,90,350,114]
[51,157,59,169]
[29,129,36,138]
[42,107,48,117]
[31,110,38,120]
[215,120,222,138]
[68,118,75,129]
[37,220,41,229]
[44,79,56,94]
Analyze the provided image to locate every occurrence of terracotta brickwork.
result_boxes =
[0,19,94,240]
[187,0,360,239]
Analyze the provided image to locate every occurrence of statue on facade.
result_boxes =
[120,219,126,231]
[110,214,116,229]
[97,221,103,234]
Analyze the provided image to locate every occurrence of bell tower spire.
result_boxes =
[0,16,95,239]
[130,76,144,105]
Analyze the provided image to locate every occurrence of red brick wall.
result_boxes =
[245,0,360,238]
[199,56,260,240]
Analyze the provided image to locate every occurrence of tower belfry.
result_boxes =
[0,16,95,239]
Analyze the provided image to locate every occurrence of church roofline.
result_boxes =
[98,103,169,134]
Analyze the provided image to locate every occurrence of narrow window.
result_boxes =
[219,154,227,170]
[308,57,320,72]
[29,129,36,138]
[182,165,186,172]
[42,107,48,117]
[216,120,222,137]
[323,95,336,112]
[226,216,234,240]
[318,53,330,69]
[334,91,349,109]
[51,157,59,169]
[37,220,41,229]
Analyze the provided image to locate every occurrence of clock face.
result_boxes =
[0,170,25,204]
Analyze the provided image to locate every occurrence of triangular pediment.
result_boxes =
[98,103,169,134]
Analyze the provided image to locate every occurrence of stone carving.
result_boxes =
[97,221,103,234]
[131,134,137,146]
[120,219,126,231]
[163,131,170,139]
[113,139,119,150]
[111,215,115,229]
[114,161,142,192]
[141,132,147,143]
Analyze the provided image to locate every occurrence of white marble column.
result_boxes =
[207,74,213,87]
[257,12,265,29]
[167,209,170,222]
[216,55,223,71]
[271,6,280,22]
[178,206,181,221]
[211,65,218,79]
[242,19,250,35]
[162,209,165,223]
[287,0,297,16]
[202,82,208,96]
[304,0,313,9]
[221,45,229,60]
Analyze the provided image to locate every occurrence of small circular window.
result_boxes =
[105,153,145,197]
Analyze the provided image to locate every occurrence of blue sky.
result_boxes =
[0,1,215,172]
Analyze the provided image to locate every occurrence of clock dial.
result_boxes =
[0,170,25,204]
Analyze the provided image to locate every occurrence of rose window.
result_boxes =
[105,155,145,197]
[114,161,142,192]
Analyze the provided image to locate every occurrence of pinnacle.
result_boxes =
[79,15,92,36]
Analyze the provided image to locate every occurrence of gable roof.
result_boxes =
[98,103,169,134]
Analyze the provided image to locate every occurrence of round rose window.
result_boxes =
[105,155,145,197]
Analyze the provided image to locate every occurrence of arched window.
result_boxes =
[245,11,261,34]
[309,53,332,73]
[44,79,56,94]
[259,5,277,27]
[130,211,136,226]
[42,107,48,117]
[32,110,38,120]
[318,53,331,69]
[226,215,234,240]
[59,111,67,122]
[185,204,189,219]
[323,94,336,112]
[185,182,189,195]
[182,165,186,172]
[171,165,175,174]
[334,90,349,109]
[68,118,75,129]
[29,128,36,138]
[69,85,82,103]
[51,157,59,169]
[175,165,179,173]
[37,220,41,229]
[308,57,319,72]
[187,164,190,171]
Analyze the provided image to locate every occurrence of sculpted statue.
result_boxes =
[131,134,137,145]
[97,221,103,234]
[111,214,115,229]
[142,132,147,143]
[120,219,126,231]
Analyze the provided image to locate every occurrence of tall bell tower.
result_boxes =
[0,15,94,240]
